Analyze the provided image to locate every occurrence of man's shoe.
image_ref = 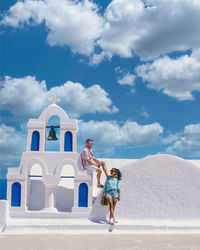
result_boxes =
[97,184,104,188]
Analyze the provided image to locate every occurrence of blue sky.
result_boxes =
[1,0,200,171]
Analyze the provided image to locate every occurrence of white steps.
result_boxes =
[9,211,90,219]
[3,215,200,234]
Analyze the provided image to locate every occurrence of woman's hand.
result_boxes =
[118,190,120,201]
[102,192,105,200]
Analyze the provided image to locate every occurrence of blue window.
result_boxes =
[64,131,73,152]
[0,179,7,200]
[31,131,40,151]
[78,183,88,207]
[11,182,21,207]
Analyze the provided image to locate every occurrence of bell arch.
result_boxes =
[39,104,69,124]
[45,115,60,151]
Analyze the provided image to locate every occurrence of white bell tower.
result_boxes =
[6,95,93,214]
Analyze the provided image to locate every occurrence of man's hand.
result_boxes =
[93,158,101,165]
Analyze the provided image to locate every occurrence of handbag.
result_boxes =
[101,196,108,206]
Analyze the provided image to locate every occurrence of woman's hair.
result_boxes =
[113,168,122,180]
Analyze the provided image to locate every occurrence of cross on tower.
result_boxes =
[48,94,60,104]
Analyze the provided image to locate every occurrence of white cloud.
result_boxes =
[161,132,180,145]
[135,49,200,101]
[136,106,150,118]
[0,123,27,166]
[118,72,135,86]
[166,123,200,157]
[115,67,136,92]
[78,119,164,155]
[0,75,118,120]
[1,0,104,55]
[3,0,200,62]
[97,0,200,62]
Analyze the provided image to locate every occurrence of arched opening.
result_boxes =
[64,131,73,152]
[55,164,74,212]
[11,182,21,207]
[78,183,88,207]
[27,164,45,210]
[45,115,60,151]
[31,131,40,151]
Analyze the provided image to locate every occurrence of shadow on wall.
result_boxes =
[28,180,45,210]
[55,186,74,212]
[25,181,74,212]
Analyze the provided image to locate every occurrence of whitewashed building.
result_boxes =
[6,95,93,214]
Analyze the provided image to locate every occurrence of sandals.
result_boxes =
[97,184,104,188]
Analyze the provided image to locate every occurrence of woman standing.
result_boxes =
[102,168,122,225]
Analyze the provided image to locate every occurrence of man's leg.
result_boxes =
[100,161,109,176]
[85,164,104,188]
[96,168,102,185]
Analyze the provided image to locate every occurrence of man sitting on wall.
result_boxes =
[81,139,107,188]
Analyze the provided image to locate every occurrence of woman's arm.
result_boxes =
[117,180,120,201]
[103,166,109,177]
[118,190,120,201]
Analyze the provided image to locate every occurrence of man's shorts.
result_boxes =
[84,164,99,172]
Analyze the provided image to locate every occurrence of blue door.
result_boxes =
[78,183,88,207]
[11,182,21,207]
[64,131,72,152]
[31,131,40,151]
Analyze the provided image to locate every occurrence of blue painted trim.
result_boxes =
[28,175,42,178]
[31,131,40,151]
[11,182,21,207]
[0,179,7,200]
[61,176,75,178]
[64,131,73,152]
[28,175,75,178]
[78,183,88,207]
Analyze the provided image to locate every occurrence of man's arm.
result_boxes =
[87,159,99,167]
[93,157,101,165]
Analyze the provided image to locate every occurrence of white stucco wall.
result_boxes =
[90,154,200,221]
[29,156,200,197]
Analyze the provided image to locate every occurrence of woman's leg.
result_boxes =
[113,199,117,210]
[113,199,117,216]
[107,197,114,219]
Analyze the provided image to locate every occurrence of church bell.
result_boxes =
[47,125,58,140]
